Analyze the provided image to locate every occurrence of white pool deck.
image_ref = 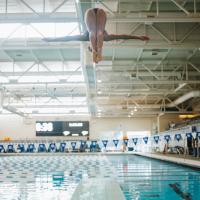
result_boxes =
[132,152,200,169]
[1,152,200,169]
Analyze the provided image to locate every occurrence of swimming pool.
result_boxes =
[0,154,199,200]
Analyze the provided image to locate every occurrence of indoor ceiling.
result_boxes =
[0,0,200,118]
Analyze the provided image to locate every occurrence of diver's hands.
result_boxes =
[139,36,150,41]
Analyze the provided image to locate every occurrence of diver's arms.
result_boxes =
[104,34,150,41]
[43,34,89,42]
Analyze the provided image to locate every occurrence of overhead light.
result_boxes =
[82,131,89,136]
[97,80,102,83]
[72,134,79,136]
[131,112,134,115]
[179,114,198,119]
[97,89,102,94]
[63,131,70,136]
[134,107,137,112]
[128,115,131,118]
[97,108,102,112]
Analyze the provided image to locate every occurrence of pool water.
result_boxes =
[0,155,199,200]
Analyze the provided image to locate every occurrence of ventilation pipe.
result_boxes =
[167,91,200,107]
[3,105,25,117]
[0,92,2,112]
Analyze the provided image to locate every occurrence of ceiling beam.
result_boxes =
[0,12,199,23]
[0,12,78,23]
[0,71,82,76]
[2,82,85,86]
[110,15,200,23]
[170,0,190,15]
[1,41,200,50]
[98,80,200,85]
[8,104,88,108]
[97,70,199,77]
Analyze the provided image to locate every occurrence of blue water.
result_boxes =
[0,155,199,200]
[108,155,200,200]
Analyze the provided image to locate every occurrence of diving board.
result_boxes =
[71,178,125,200]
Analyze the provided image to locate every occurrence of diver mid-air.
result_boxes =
[43,8,150,63]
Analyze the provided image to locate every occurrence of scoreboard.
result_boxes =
[36,121,89,136]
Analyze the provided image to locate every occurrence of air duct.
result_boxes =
[167,91,200,107]
[0,92,2,112]
[3,105,25,117]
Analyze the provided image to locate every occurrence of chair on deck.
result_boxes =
[7,144,15,153]
[79,141,88,152]
[17,144,25,153]
[90,141,100,152]
[71,142,78,152]
[38,143,47,152]
[48,143,57,152]
[27,144,35,152]
[59,142,66,152]
[0,144,5,153]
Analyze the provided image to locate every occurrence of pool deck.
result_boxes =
[132,152,200,169]
[1,152,200,169]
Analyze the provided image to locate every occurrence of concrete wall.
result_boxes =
[90,117,155,139]
[0,115,156,140]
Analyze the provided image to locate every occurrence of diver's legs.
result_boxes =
[96,9,107,62]
[85,9,97,55]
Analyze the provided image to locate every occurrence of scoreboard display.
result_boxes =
[36,121,89,136]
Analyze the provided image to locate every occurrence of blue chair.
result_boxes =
[27,144,35,152]
[80,141,88,152]
[90,141,100,152]
[17,144,25,153]
[59,142,66,152]
[71,142,78,152]
[7,144,15,153]
[38,143,46,152]
[48,143,57,152]
[0,144,5,153]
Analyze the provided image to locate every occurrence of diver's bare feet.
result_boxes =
[93,51,98,63]
[96,53,102,63]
